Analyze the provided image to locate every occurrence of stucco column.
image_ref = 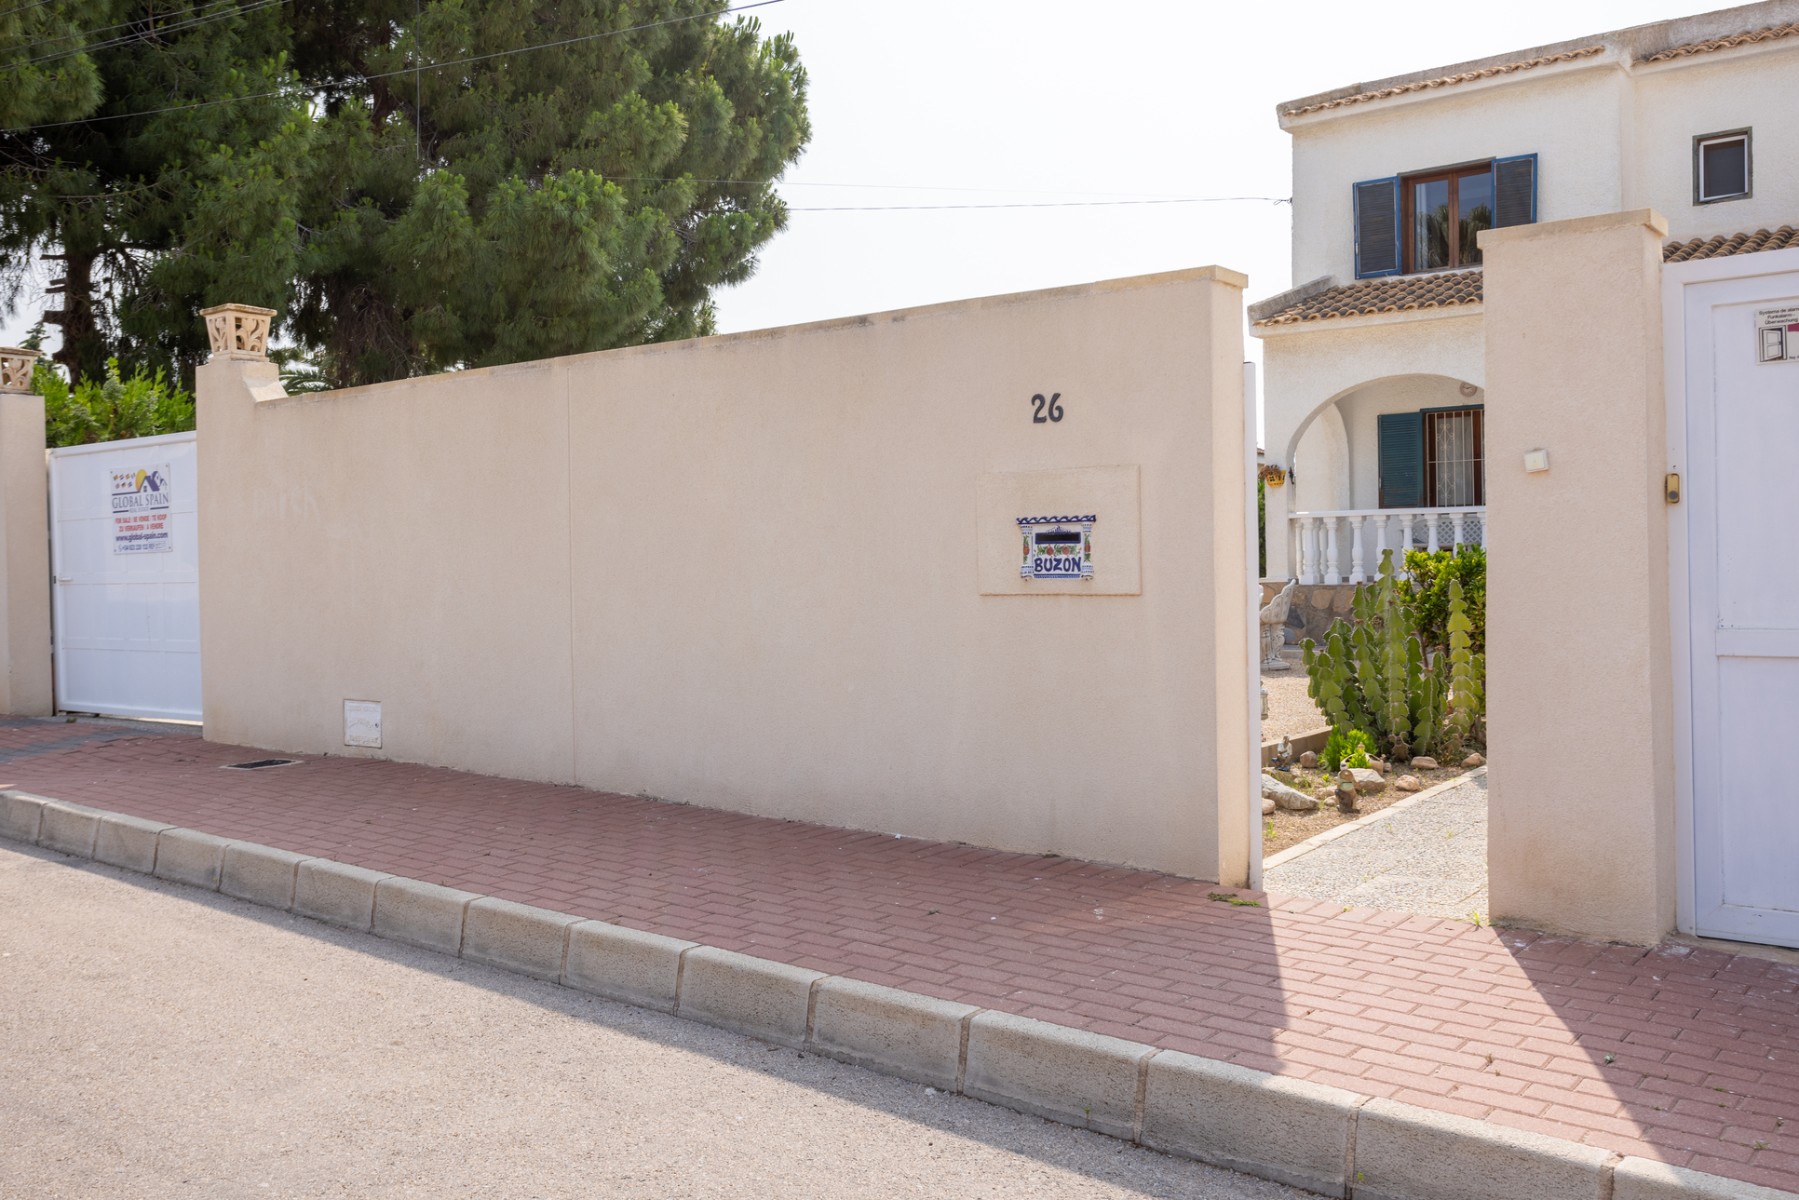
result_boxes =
[194,305,281,736]
[1482,211,1674,944]
[0,347,52,715]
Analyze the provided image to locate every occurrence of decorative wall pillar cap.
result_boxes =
[0,346,41,393]
[200,303,277,362]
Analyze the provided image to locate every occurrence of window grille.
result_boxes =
[1425,407,1484,507]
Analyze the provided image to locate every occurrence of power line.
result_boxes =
[6,0,785,131]
[625,176,1264,201]
[788,196,1291,212]
[0,0,57,25]
[2,0,289,74]
[4,0,250,60]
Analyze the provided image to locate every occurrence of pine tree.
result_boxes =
[0,1,810,388]
[0,1,308,384]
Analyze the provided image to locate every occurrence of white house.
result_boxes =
[1252,0,1799,587]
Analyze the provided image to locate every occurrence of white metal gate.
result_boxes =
[1668,249,1799,949]
[48,431,201,721]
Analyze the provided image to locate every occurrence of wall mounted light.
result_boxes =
[1523,449,1550,474]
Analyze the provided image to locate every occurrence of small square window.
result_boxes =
[1695,130,1751,204]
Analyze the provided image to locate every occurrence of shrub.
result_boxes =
[1402,546,1486,657]
[33,359,195,448]
[1322,727,1374,773]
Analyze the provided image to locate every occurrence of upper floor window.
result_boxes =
[1695,130,1751,204]
[1353,155,1537,279]
[1405,166,1493,271]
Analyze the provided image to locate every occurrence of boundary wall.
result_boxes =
[0,350,51,717]
[1483,211,1677,943]
[196,269,1254,882]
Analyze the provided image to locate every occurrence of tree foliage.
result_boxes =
[0,0,307,384]
[0,1,809,388]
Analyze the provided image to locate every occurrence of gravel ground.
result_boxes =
[0,843,1318,1200]
[1260,648,1326,742]
[1261,762,1478,855]
[1265,771,1489,921]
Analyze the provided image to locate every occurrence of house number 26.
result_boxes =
[1031,392,1064,423]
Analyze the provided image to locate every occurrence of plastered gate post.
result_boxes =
[0,347,51,716]
[195,270,1258,885]
[1482,212,1676,943]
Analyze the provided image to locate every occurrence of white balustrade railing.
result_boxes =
[1288,506,1485,585]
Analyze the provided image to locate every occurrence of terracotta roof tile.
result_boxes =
[1284,47,1604,117]
[1643,21,1799,63]
[1252,270,1483,327]
[1255,228,1799,328]
[1664,226,1799,262]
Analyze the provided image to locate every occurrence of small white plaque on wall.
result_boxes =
[977,466,1140,596]
[1757,306,1799,363]
[344,700,382,748]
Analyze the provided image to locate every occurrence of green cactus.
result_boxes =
[1443,578,1485,749]
[1300,550,1477,759]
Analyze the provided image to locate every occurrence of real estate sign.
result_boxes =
[111,464,173,554]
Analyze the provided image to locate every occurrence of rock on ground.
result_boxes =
[1261,775,1319,812]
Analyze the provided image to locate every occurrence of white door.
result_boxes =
[48,431,201,721]
[1678,261,1799,948]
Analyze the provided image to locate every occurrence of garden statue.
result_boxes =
[1260,579,1297,671]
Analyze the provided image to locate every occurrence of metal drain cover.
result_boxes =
[221,758,300,771]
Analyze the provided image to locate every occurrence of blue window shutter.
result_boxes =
[1493,154,1538,228]
[1378,411,1425,508]
[1353,177,1402,278]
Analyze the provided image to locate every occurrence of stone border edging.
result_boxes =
[1262,725,1333,768]
[1264,766,1489,872]
[2,789,1790,1200]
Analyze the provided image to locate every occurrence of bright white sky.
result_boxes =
[1,0,1710,390]
[711,0,1704,347]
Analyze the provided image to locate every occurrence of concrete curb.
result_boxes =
[1142,1049,1363,1196]
[1352,1096,1614,1200]
[94,813,175,874]
[1264,766,1488,871]
[4,789,1791,1200]
[964,1010,1153,1141]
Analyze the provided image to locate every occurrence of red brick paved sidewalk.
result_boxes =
[6,718,1797,1193]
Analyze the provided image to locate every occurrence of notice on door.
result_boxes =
[1757,306,1799,364]
[111,464,173,554]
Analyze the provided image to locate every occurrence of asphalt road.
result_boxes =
[0,843,1317,1200]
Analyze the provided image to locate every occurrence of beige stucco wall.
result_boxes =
[0,392,51,716]
[1482,210,1675,944]
[198,269,1255,882]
